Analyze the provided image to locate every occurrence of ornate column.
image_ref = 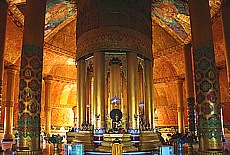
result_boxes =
[110,61,121,109]
[43,75,53,135]
[144,59,154,129]
[86,70,92,124]
[105,77,108,114]
[216,68,226,142]
[188,0,223,153]
[127,52,139,129]
[138,68,144,104]
[176,78,185,133]
[2,65,17,142]
[184,43,196,134]
[0,0,8,123]
[90,78,94,124]
[17,0,46,153]
[122,74,127,115]
[221,0,230,94]
[76,59,86,128]
[93,52,105,129]
[91,77,95,125]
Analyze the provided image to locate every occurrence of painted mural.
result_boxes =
[152,0,190,40]
[45,0,76,36]
[51,107,74,127]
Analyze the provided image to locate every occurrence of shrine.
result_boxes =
[0,0,229,154]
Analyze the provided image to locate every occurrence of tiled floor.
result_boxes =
[0,133,230,154]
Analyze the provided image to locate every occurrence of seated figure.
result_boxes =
[113,113,122,130]
[109,109,124,133]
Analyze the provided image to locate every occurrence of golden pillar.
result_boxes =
[176,78,185,133]
[0,0,8,123]
[76,59,86,128]
[188,0,223,153]
[93,52,105,129]
[127,52,138,129]
[91,77,95,125]
[86,71,92,124]
[122,75,127,115]
[2,65,17,142]
[72,106,77,126]
[138,68,144,104]
[184,43,196,134]
[43,75,53,135]
[105,77,109,114]
[110,62,121,109]
[216,68,226,141]
[17,0,46,153]
[144,59,154,129]
[221,0,230,94]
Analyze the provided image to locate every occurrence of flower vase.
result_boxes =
[53,143,60,155]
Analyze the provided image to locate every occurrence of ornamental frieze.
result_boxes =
[76,27,152,60]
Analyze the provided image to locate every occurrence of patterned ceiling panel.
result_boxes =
[45,0,76,36]
[152,0,190,40]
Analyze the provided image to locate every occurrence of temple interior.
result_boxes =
[1,0,230,154]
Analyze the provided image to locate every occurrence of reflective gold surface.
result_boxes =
[76,59,86,128]
[96,134,138,153]
[127,52,138,129]
[139,131,161,151]
[1,1,230,154]
[3,65,17,141]
[176,78,185,133]
[43,75,53,135]
[144,59,155,128]
[93,52,105,129]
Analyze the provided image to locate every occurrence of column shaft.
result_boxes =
[144,59,154,129]
[188,0,223,152]
[110,63,121,109]
[176,79,185,133]
[216,68,226,141]
[43,75,53,135]
[2,65,17,141]
[76,59,86,128]
[91,78,95,125]
[105,77,108,114]
[138,68,144,104]
[184,44,196,134]
[0,0,8,123]
[127,52,138,129]
[122,75,127,115]
[17,0,46,153]
[93,52,105,129]
[85,71,92,124]
[221,1,230,92]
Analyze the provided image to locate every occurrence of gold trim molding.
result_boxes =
[153,74,185,84]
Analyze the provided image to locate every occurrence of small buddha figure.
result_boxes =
[113,113,122,130]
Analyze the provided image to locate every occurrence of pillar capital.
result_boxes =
[184,43,192,49]
[176,78,184,84]
[43,75,53,83]
[5,65,18,74]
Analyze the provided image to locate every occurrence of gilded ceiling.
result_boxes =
[3,0,229,126]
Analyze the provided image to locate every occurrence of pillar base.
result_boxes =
[2,134,14,142]
[197,150,223,155]
[1,138,13,142]
[17,148,42,155]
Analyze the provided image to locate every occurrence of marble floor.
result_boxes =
[0,133,230,154]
